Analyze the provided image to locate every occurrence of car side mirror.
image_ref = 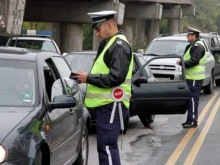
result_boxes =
[50,95,76,110]
[137,49,144,54]
[212,48,220,54]
[132,77,148,87]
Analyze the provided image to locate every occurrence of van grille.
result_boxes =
[149,65,176,71]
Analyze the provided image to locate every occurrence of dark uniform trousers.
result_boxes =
[96,102,128,165]
[186,79,203,122]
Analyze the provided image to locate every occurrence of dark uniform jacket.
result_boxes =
[183,39,205,68]
[87,31,132,88]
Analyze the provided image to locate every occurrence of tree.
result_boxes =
[22,22,47,30]
[83,24,93,50]
[185,0,220,32]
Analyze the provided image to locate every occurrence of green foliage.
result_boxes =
[22,22,47,30]
[160,19,168,34]
[185,0,220,33]
[83,24,93,50]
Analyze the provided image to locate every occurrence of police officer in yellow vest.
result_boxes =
[177,26,206,128]
[73,11,134,165]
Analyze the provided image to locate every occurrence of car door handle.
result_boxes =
[177,85,185,89]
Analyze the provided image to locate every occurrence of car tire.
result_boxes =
[215,78,220,86]
[74,126,89,165]
[34,150,42,165]
[203,73,214,94]
[123,114,129,134]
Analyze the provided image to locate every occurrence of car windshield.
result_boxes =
[9,39,57,53]
[0,59,38,107]
[145,40,188,56]
[65,53,96,72]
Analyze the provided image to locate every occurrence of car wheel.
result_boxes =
[74,126,89,165]
[215,78,220,86]
[203,73,214,94]
[123,114,129,134]
[34,150,42,165]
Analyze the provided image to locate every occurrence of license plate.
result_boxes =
[154,78,171,81]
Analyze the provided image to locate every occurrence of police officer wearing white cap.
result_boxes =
[73,10,134,165]
[177,26,206,128]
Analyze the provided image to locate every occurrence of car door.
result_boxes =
[131,55,190,115]
[214,36,220,77]
[202,40,215,85]
[211,36,220,77]
[43,59,77,165]
[52,56,83,153]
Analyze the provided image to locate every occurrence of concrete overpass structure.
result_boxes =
[0,0,195,52]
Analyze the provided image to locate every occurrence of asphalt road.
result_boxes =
[88,87,220,165]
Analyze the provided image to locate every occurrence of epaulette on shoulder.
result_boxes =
[116,38,123,45]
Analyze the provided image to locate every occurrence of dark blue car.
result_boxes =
[0,47,90,165]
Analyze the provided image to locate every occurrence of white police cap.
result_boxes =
[187,26,201,34]
[87,10,117,29]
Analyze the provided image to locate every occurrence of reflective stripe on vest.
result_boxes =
[84,34,134,109]
[183,40,206,80]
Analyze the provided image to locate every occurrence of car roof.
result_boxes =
[10,37,52,41]
[173,32,214,38]
[200,33,210,37]
[154,34,209,42]
[154,35,188,41]
[67,50,96,55]
[0,46,50,61]
[67,50,139,57]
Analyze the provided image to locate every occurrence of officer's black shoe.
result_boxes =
[182,121,190,126]
[183,122,198,128]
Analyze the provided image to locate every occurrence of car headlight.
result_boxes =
[177,65,182,72]
[0,145,6,163]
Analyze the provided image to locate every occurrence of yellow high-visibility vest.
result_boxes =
[84,34,134,109]
[183,40,206,80]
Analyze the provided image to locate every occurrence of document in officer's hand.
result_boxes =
[69,71,79,80]
[69,71,81,83]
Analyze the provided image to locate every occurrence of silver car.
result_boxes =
[142,35,215,94]
[6,36,61,54]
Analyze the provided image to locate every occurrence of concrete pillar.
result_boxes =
[146,19,160,44]
[123,19,134,47]
[60,23,83,53]
[47,23,61,48]
[93,31,101,51]
[125,3,162,20]
[135,19,146,46]
[178,19,183,33]
[182,5,196,16]
[24,1,125,25]
[0,0,25,35]
[168,19,179,35]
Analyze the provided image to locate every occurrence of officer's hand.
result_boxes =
[72,71,88,83]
